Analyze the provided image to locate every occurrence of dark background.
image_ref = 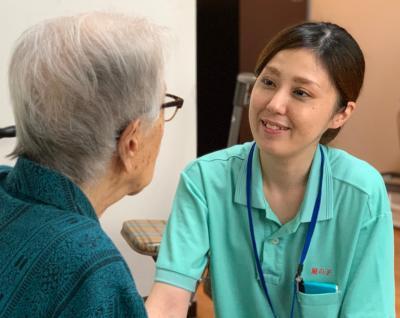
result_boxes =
[196,0,308,157]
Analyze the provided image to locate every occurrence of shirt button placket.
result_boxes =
[270,238,280,245]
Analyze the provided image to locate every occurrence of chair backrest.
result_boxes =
[227,73,256,147]
[0,126,16,139]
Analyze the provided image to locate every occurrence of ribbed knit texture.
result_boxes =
[0,158,147,317]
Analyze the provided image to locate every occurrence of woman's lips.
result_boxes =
[261,119,290,132]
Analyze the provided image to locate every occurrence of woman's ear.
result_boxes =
[330,101,357,129]
[117,119,142,173]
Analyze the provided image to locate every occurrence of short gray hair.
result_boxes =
[8,11,166,185]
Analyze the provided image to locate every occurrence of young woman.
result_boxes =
[147,22,394,318]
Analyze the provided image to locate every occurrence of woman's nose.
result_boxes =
[265,89,288,115]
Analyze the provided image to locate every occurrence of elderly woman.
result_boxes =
[0,12,183,317]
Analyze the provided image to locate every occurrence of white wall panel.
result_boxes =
[0,0,196,295]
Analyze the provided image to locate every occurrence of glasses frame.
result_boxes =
[162,93,184,122]
[116,93,184,139]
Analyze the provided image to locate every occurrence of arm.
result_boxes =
[146,167,210,317]
[145,282,192,318]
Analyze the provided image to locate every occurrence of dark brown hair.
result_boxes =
[255,22,365,144]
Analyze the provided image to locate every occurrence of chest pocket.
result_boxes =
[296,290,341,318]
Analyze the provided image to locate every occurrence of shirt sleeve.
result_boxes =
[57,258,147,318]
[155,167,210,292]
[339,211,395,318]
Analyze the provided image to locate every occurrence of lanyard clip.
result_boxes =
[295,264,303,279]
[295,264,304,292]
[296,275,305,293]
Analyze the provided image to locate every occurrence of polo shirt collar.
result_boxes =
[234,143,266,210]
[234,143,333,223]
[299,145,333,223]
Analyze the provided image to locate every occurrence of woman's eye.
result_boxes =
[293,89,310,98]
[261,78,275,88]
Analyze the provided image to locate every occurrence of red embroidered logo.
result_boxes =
[311,267,332,276]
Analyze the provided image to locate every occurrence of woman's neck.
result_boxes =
[259,145,318,224]
[81,163,126,217]
[82,180,124,217]
[259,145,318,191]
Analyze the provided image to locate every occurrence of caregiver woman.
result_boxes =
[147,22,395,318]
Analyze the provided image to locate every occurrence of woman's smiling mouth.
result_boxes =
[261,119,290,131]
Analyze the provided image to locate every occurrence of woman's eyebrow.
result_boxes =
[293,76,321,89]
[263,66,280,76]
[264,66,321,89]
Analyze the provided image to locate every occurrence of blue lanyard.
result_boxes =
[246,142,325,318]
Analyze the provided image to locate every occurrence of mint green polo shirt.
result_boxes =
[155,143,395,318]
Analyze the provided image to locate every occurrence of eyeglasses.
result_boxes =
[116,93,184,139]
[162,93,184,122]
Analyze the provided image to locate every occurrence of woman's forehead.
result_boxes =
[262,48,334,88]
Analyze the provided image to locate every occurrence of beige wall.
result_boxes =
[0,0,196,295]
[310,0,400,172]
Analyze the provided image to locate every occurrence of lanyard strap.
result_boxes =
[246,142,277,317]
[298,146,325,271]
[246,143,325,318]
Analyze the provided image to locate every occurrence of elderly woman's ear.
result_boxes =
[117,119,142,172]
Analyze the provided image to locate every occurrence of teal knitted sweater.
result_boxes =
[0,158,147,317]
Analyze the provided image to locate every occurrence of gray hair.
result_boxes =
[8,11,166,185]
